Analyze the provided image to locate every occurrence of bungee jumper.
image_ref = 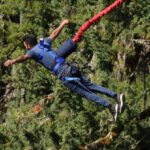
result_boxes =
[4,0,126,122]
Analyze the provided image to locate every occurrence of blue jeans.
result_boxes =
[57,63,117,107]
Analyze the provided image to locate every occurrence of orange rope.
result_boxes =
[73,0,126,43]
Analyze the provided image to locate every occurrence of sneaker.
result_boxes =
[117,93,125,113]
[108,104,119,122]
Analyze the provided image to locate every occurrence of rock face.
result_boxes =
[113,51,127,80]
[88,39,149,82]
[113,39,150,82]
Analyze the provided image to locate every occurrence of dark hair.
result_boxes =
[23,35,37,46]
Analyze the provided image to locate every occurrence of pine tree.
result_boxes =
[0,0,150,149]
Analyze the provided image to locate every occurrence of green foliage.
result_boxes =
[0,0,150,149]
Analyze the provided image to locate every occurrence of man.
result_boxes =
[4,19,124,122]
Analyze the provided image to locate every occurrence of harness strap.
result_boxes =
[39,44,44,61]
[62,77,80,81]
[39,38,65,74]
[52,57,65,74]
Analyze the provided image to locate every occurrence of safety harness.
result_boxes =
[38,38,65,75]
[38,38,93,92]
[38,38,83,83]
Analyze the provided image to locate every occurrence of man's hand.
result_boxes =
[3,55,30,67]
[49,19,70,41]
[62,19,70,25]
[4,59,16,67]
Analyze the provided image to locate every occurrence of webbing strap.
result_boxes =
[39,44,44,61]
[38,42,65,74]
[52,57,65,74]
[63,77,80,81]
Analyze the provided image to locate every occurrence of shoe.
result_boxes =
[108,104,119,122]
[117,93,125,113]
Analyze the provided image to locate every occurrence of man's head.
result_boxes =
[23,35,37,50]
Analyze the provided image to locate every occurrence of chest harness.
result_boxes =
[38,38,65,75]
[38,38,84,83]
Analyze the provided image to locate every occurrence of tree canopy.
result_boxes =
[0,0,150,149]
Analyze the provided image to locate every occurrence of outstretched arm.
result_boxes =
[49,19,70,41]
[4,54,31,67]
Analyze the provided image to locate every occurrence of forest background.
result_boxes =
[0,0,150,149]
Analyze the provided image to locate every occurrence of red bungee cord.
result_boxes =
[72,0,126,43]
